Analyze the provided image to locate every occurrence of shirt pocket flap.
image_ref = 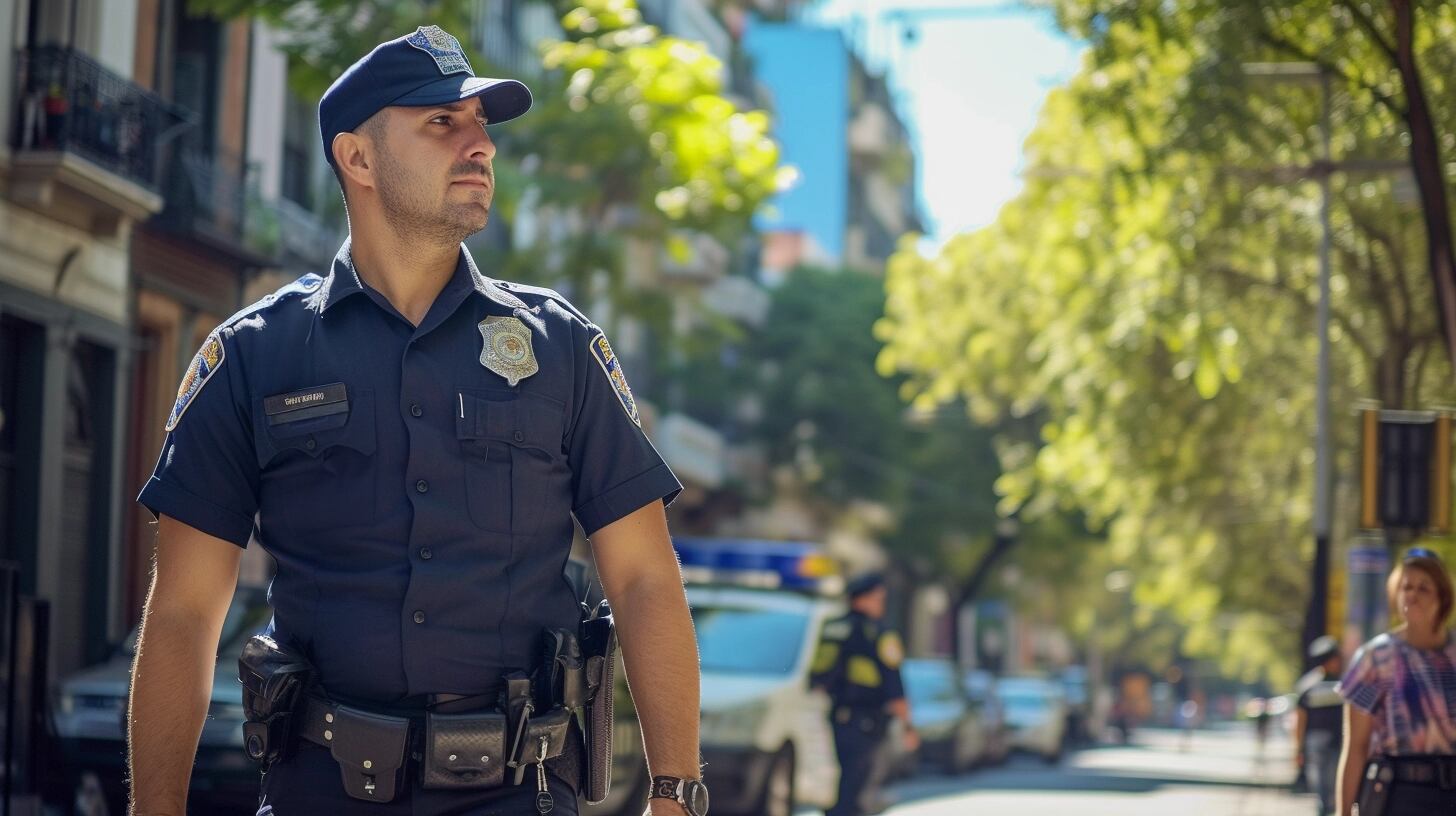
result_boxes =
[457,392,563,456]
[255,389,376,468]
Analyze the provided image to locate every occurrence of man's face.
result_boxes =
[366,97,496,243]
[854,586,887,619]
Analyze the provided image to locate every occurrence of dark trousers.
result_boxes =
[828,715,886,816]
[1303,731,1339,815]
[256,742,580,815]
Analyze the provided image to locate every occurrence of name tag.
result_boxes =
[264,383,349,425]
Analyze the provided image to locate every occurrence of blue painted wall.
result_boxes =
[743,20,848,261]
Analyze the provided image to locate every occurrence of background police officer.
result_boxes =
[1295,635,1344,816]
[811,574,919,816]
[127,26,707,816]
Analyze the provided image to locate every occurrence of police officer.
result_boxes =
[1295,635,1344,816]
[811,574,918,816]
[127,26,710,816]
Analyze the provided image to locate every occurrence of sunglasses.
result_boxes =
[1404,547,1442,563]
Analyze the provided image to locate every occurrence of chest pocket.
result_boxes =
[255,389,378,530]
[456,389,565,535]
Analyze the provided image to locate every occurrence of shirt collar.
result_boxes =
[317,237,529,314]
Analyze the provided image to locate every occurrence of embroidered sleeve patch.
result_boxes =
[165,334,225,432]
[588,332,640,427]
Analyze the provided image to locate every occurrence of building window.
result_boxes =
[281,89,315,209]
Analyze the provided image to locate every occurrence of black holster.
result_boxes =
[237,634,312,765]
[579,600,618,804]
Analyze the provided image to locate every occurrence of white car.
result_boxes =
[997,676,1070,762]
[692,584,842,816]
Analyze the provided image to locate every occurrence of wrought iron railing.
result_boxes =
[11,46,187,190]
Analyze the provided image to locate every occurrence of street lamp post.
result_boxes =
[1241,62,1334,662]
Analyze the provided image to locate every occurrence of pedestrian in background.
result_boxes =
[811,574,919,816]
[1336,548,1456,815]
[1295,635,1344,815]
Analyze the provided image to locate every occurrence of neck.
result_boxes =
[1401,624,1446,649]
[348,207,459,326]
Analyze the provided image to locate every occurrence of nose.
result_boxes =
[468,122,496,163]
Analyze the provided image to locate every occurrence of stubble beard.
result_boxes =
[374,148,492,245]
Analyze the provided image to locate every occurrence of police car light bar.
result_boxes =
[672,537,841,593]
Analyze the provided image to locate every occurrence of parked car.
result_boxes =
[901,658,985,775]
[997,676,1070,763]
[962,669,1011,764]
[54,586,271,815]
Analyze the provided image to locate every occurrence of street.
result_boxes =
[812,726,1315,816]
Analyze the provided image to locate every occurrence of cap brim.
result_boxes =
[390,76,533,125]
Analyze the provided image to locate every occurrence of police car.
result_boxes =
[677,538,843,816]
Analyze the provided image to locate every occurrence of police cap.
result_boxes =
[319,25,532,169]
[846,573,886,599]
[1307,635,1339,662]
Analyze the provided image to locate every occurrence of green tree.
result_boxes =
[877,8,1456,685]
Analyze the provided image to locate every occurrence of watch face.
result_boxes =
[686,780,709,816]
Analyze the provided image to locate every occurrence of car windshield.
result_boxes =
[120,589,270,658]
[691,605,809,675]
[903,662,958,703]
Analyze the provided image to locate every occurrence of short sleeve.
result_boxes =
[566,326,682,536]
[1337,640,1386,716]
[136,330,259,547]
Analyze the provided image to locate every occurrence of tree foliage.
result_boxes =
[878,1,1456,685]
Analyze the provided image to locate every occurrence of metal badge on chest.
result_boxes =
[478,316,539,386]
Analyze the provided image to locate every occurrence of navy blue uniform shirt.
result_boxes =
[139,240,681,703]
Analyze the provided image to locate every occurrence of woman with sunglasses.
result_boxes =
[1336,548,1456,815]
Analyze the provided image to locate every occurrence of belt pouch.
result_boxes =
[328,705,409,802]
[422,710,508,789]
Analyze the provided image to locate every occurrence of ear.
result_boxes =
[332,131,375,194]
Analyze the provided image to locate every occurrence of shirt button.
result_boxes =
[419,547,433,560]
[512,430,525,443]
[413,610,426,624]
[415,479,429,494]
[410,403,423,418]
[304,436,317,451]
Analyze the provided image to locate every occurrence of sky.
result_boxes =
[805,0,1085,248]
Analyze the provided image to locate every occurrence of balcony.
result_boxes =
[152,134,275,265]
[8,46,183,234]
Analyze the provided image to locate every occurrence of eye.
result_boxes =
[430,115,452,125]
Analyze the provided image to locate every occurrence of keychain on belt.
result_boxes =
[535,735,553,814]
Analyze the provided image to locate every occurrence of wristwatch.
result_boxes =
[649,775,709,816]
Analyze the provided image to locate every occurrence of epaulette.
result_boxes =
[494,280,590,323]
[218,273,325,331]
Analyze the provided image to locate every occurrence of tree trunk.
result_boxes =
[949,526,1018,667]
[1390,0,1456,374]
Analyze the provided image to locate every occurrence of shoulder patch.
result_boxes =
[588,332,640,427]
[878,631,904,669]
[165,334,225,432]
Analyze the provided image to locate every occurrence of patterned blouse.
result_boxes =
[1337,631,1456,756]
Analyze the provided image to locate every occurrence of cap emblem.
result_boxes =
[406,25,472,76]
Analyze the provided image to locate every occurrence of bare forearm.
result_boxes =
[612,572,700,780]
[127,607,221,814]
[1336,741,1367,816]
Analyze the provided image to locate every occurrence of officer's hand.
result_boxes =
[902,726,921,753]
[1294,750,1304,768]
[643,801,689,816]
